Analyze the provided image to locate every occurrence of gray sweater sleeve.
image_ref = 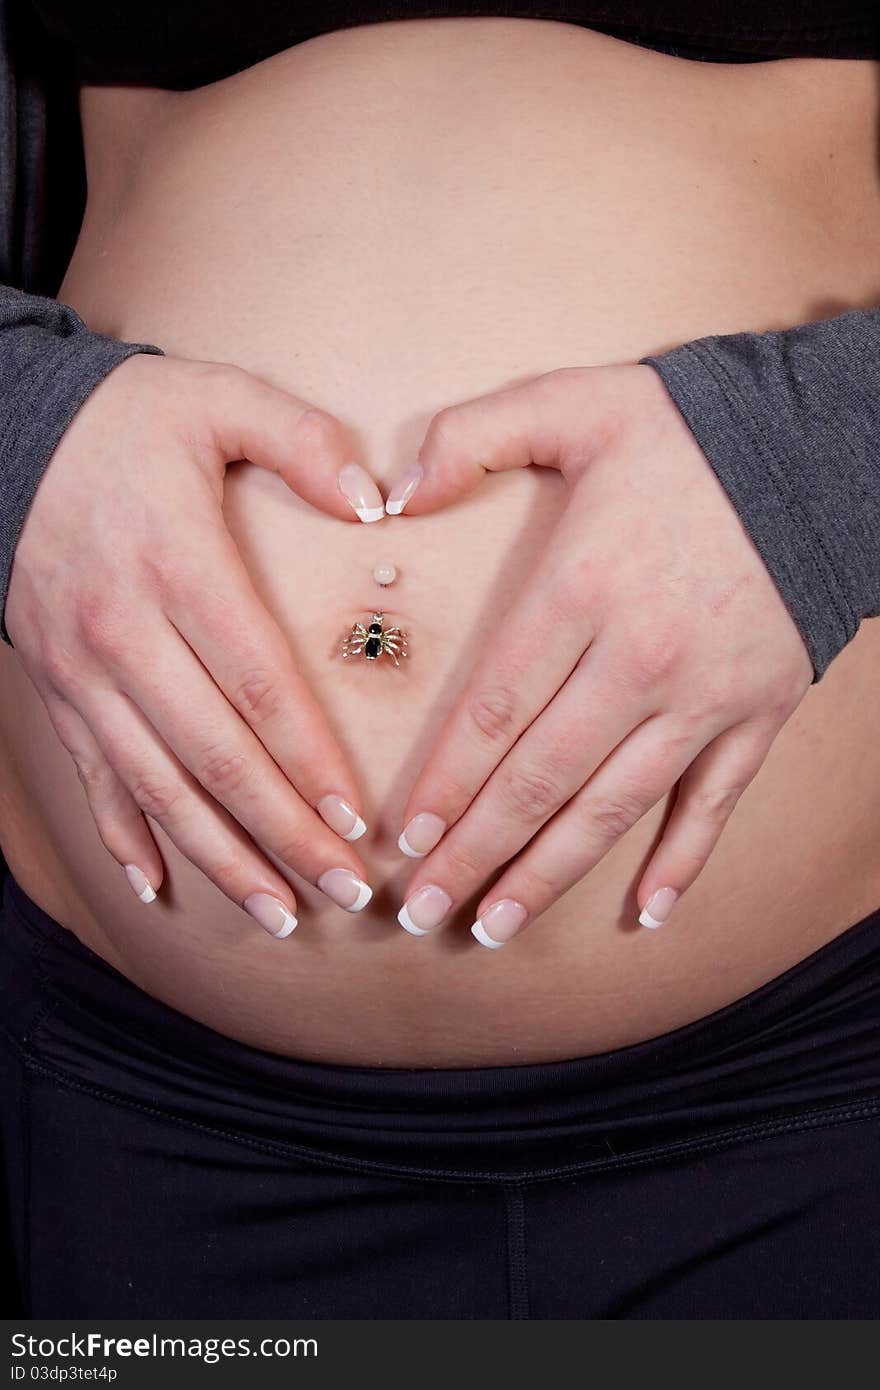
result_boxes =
[639,308,880,681]
[0,283,163,644]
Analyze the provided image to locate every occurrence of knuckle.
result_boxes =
[674,846,712,880]
[209,854,248,898]
[137,543,197,598]
[41,643,82,694]
[539,365,586,392]
[766,676,805,724]
[129,774,181,821]
[273,827,315,871]
[691,782,746,823]
[467,686,518,744]
[432,775,471,815]
[421,406,465,459]
[190,364,247,443]
[439,836,484,882]
[197,744,251,799]
[512,859,560,901]
[624,624,685,690]
[689,669,741,726]
[582,790,645,843]
[649,725,697,770]
[191,361,246,414]
[693,690,730,728]
[536,368,623,451]
[73,758,109,795]
[498,764,562,821]
[74,589,130,661]
[205,362,247,392]
[194,361,247,416]
[293,406,344,457]
[233,667,283,725]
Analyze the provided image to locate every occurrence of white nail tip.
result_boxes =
[471,919,504,949]
[397,831,425,858]
[397,904,430,936]
[271,911,299,938]
[346,881,373,913]
[355,506,385,524]
[342,816,367,842]
[125,865,157,903]
[638,909,664,929]
[385,498,406,515]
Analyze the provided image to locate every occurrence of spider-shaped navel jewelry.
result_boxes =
[342,612,409,666]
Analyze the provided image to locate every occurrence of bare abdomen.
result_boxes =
[2,19,880,1065]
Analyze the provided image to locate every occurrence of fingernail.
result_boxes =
[338,462,385,523]
[124,863,156,904]
[470,899,528,949]
[398,884,453,936]
[318,867,373,912]
[317,794,367,842]
[398,812,446,858]
[243,892,298,938]
[385,463,423,515]
[638,886,679,929]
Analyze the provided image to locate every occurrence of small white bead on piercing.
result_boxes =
[373,562,397,587]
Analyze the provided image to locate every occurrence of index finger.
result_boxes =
[161,520,367,840]
[397,551,593,857]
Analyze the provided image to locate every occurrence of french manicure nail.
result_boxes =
[338,462,385,523]
[638,886,679,929]
[317,794,367,842]
[124,863,156,904]
[317,867,373,912]
[398,812,446,858]
[470,899,529,949]
[243,892,298,938]
[398,884,453,936]
[385,463,423,515]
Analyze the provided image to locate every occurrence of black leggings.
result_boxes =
[2,867,879,1319]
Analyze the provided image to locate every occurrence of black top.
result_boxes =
[28,1,880,88]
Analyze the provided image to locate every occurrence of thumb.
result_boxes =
[386,367,610,516]
[206,365,385,524]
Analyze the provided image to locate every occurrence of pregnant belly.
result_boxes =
[3,18,880,1065]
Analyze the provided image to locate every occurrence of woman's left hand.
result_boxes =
[386,363,815,946]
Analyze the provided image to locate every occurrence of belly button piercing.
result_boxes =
[342,612,409,666]
[373,562,397,587]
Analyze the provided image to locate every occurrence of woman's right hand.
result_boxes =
[4,352,384,936]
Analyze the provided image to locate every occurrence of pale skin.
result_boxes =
[388,363,815,944]
[5,355,814,939]
[5,352,387,932]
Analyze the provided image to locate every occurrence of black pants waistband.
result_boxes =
[3,869,880,1178]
